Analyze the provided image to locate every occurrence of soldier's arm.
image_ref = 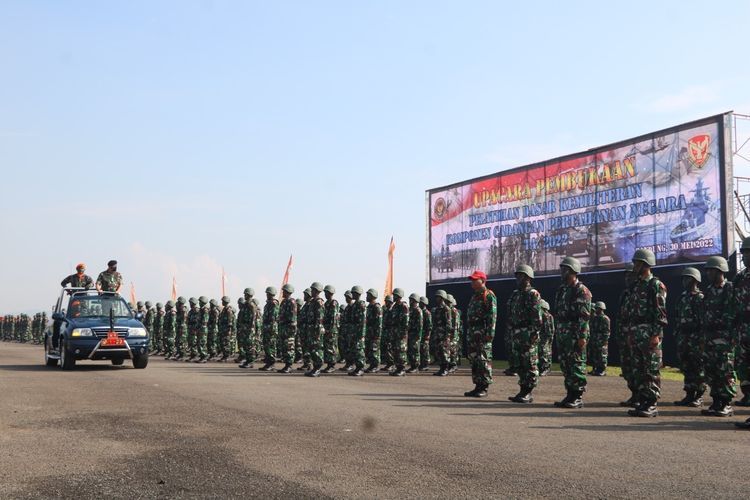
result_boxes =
[60,275,71,287]
[528,290,543,330]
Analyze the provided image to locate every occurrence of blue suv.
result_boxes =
[44,288,150,370]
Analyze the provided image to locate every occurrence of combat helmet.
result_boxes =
[681,267,701,283]
[560,257,581,273]
[324,285,336,294]
[704,256,729,273]
[244,287,255,297]
[282,283,295,294]
[265,286,277,296]
[632,249,656,267]
[595,301,606,311]
[366,288,378,299]
[515,264,534,279]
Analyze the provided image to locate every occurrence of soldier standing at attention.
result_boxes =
[338,290,353,370]
[673,267,706,407]
[588,302,611,376]
[617,263,638,407]
[553,257,592,409]
[162,301,177,359]
[236,296,251,365]
[240,289,258,368]
[347,286,367,377]
[60,263,94,289]
[152,302,164,355]
[419,296,432,372]
[380,295,394,371]
[303,282,326,377]
[432,290,452,377]
[734,237,750,428]
[95,260,123,293]
[626,249,667,418]
[506,264,542,404]
[297,290,312,370]
[143,300,155,348]
[389,288,409,377]
[173,297,188,361]
[364,289,383,373]
[207,299,220,360]
[406,293,423,373]
[186,298,200,361]
[464,271,497,398]
[321,285,340,373]
[259,287,280,371]
[276,284,297,373]
[538,300,554,376]
[217,296,236,362]
[447,295,460,373]
[700,256,736,417]
[195,296,210,363]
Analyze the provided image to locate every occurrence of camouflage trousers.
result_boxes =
[419,331,431,368]
[467,332,493,387]
[435,330,451,369]
[195,330,207,359]
[262,326,277,364]
[538,328,553,373]
[704,334,737,402]
[162,330,175,357]
[150,328,161,352]
[429,333,438,364]
[307,326,324,369]
[513,328,539,390]
[505,328,518,371]
[675,329,706,396]
[207,328,218,357]
[187,328,198,357]
[629,324,662,405]
[556,324,587,393]
[219,329,235,358]
[588,330,610,372]
[295,329,307,363]
[449,331,461,368]
[337,328,347,362]
[346,330,366,370]
[175,325,188,357]
[365,329,381,366]
[323,328,338,365]
[617,327,636,395]
[380,329,393,366]
[237,326,253,362]
[278,324,297,365]
[390,329,408,370]
[407,330,421,368]
[735,324,750,398]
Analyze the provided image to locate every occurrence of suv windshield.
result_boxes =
[67,295,133,319]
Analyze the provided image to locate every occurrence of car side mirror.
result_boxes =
[135,312,144,321]
[51,312,65,321]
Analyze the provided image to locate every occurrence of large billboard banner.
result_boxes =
[428,117,727,282]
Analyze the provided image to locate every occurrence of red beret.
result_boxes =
[469,270,487,281]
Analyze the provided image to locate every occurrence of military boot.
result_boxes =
[338,363,351,372]
[628,402,658,417]
[734,390,750,407]
[239,360,253,368]
[390,368,406,377]
[553,390,573,407]
[509,387,533,404]
[304,367,321,377]
[405,365,418,374]
[473,385,488,398]
[464,385,480,397]
[276,363,292,374]
[687,391,704,408]
[700,400,720,416]
[418,364,431,372]
[619,393,639,407]
[320,363,336,374]
[713,401,734,417]
[674,390,695,406]
[258,362,275,371]
[503,368,517,376]
[433,366,448,376]
[364,364,378,373]
[562,390,584,409]
[348,367,364,377]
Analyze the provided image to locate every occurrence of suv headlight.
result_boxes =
[128,328,147,337]
[71,328,93,337]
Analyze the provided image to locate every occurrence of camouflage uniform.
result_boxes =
[628,273,667,406]
[733,267,750,404]
[323,298,340,366]
[449,304,462,370]
[381,300,394,367]
[152,305,164,353]
[207,302,220,358]
[307,297,325,370]
[236,300,253,362]
[703,279,737,404]
[432,300,452,372]
[348,298,367,371]
[390,300,409,372]
[538,305,555,374]
[278,297,298,365]
[143,305,155,346]
[262,298,280,365]
[617,282,637,401]
[297,298,309,365]
[675,289,706,399]
[187,302,200,359]
[175,301,188,359]
[339,301,351,366]
[419,302,432,369]
[407,301,423,370]
[162,305,177,357]
[466,287,498,388]
[96,270,123,292]
[197,301,209,361]
[553,279,592,396]
[218,301,236,359]
[506,283,543,391]
[589,309,611,374]
[365,301,383,368]
[60,273,94,289]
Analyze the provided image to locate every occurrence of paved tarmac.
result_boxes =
[1,342,748,499]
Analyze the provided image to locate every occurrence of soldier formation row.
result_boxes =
[1,312,48,344]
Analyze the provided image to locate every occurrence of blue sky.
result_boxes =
[2,1,749,312]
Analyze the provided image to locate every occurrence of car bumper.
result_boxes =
[67,338,150,360]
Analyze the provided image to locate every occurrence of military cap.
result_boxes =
[155,302,163,308]
[144,301,152,308]
[177,296,186,304]
[166,300,175,308]
[742,236,750,252]
[199,296,208,305]
[419,296,429,305]
[434,289,448,300]
[344,290,353,299]
[324,284,336,294]
[310,282,324,292]
[515,264,534,279]
[238,297,246,304]
[469,270,487,281]
[392,288,405,298]
[209,298,218,306]
[595,301,606,310]
[560,256,582,273]
[282,283,295,294]
[366,288,378,298]
[137,301,144,307]
[704,256,729,273]
[351,285,364,295]
[303,288,312,297]
[221,296,230,304]
[681,266,701,283]
[446,294,456,305]
[265,286,277,296]
[540,299,550,311]
[384,294,393,303]
[632,248,656,267]
[296,298,304,307]
[408,292,420,302]
[107,259,117,266]
[244,287,255,296]
[188,297,197,305]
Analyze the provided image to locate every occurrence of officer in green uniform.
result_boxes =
[464,271,497,397]
[276,284,297,373]
[506,264,542,404]
[673,267,705,407]
[259,287,280,371]
[588,302,611,376]
[538,300,554,376]
[322,285,340,373]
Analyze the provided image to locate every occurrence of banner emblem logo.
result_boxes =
[687,134,710,168]
[433,197,447,219]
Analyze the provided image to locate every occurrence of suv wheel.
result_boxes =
[132,352,149,369]
[60,340,76,371]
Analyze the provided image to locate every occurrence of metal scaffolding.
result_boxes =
[732,113,750,258]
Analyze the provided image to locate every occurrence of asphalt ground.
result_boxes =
[1,342,748,499]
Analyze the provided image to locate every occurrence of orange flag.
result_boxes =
[384,237,395,298]
[130,282,137,308]
[171,276,177,302]
[280,255,293,298]
[221,267,227,297]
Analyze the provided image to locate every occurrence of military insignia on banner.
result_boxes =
[433,197,447,219]
[687,134,711,168]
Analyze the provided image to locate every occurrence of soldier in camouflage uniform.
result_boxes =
[553,257,592,409]
[617,263,638,407]
[338,291,353,370]
[162,301,177,358]
[588,302,610,376]
[406,293,423,373]
[322,285,340,373]
[20,314,31,342]
[419,296,432,371]
[296,291,311,369]
[506,264,543,403]
[60,263,94,289]
[464,271,497,397]
[347,286,367,376]
[143,301,155,350]
[95,260,123,293]
[431,291,452,376]
[448,295,462,373]
[381,295,394,371]
[217,296,236,362]
[206,299,220,359]
[364,289,383,373]
[626,249,668,418]
[259,287,279,371]
[194,296,210,363]
[388,288,409,377]
[240,289,258,368]
[152,302,164,354]
[538,300,554,376]
[135,301,147,320]
[276,284,297,373]
[734,237,750,428]
[186,298,200,361]
[700,256,736,417]
[673,267,706,407]
[303,282,326,377]
[236,296,252,365]
[172,297,187,360]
